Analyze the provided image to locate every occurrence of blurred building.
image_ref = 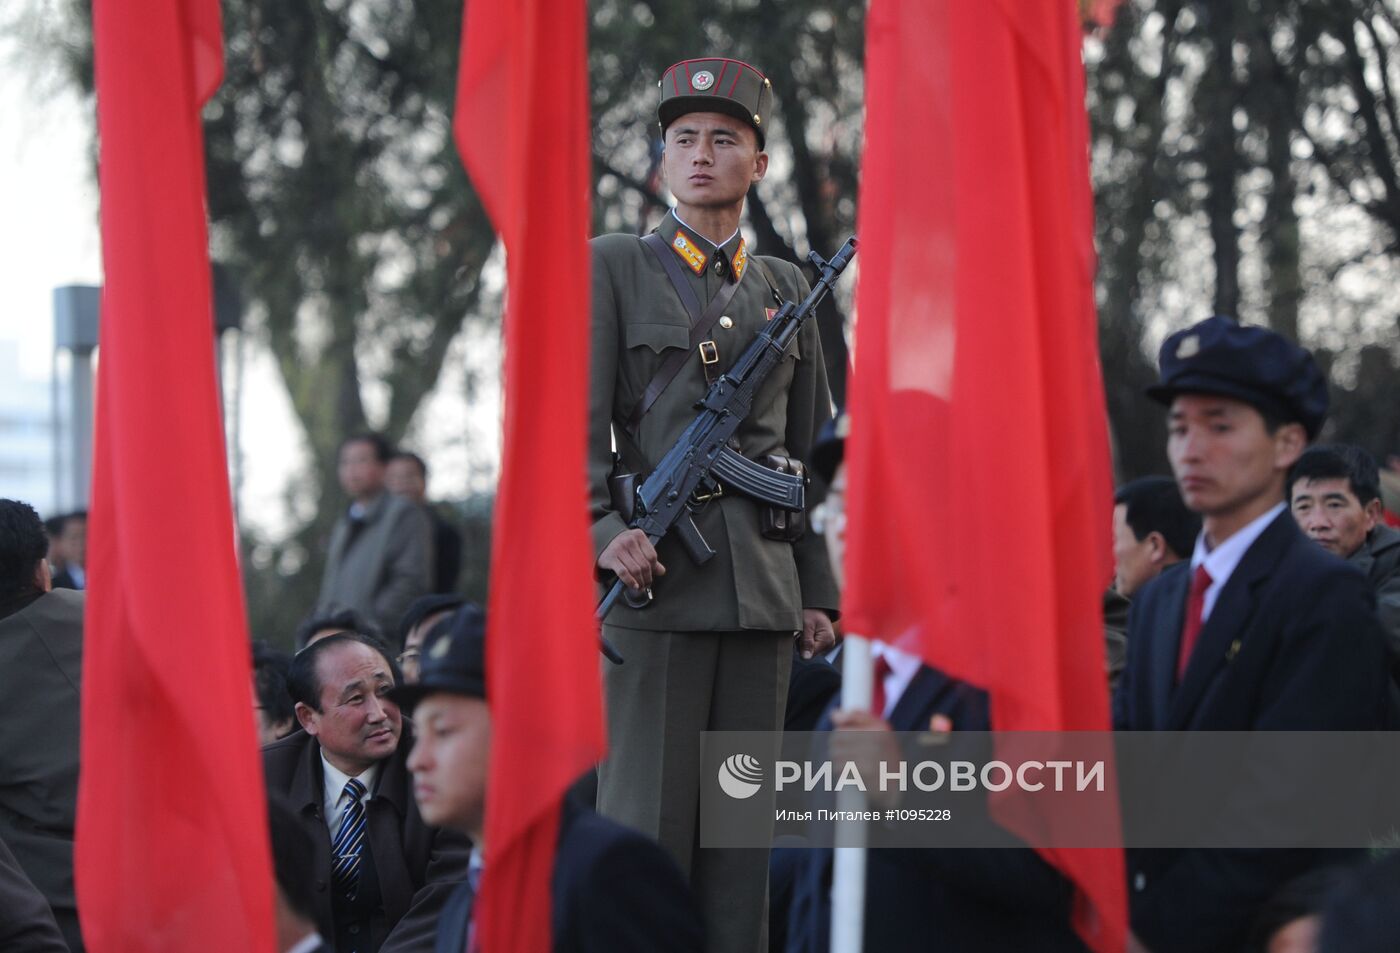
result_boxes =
[0,341,55,514]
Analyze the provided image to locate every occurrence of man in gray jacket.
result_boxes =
[0,499,84,952]
[1289,444,1400,662]
[318,434,434,637]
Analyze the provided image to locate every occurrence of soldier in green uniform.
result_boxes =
[589,58,840,952]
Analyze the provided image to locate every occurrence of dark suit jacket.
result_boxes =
[785,665,1088,953]
[0,834,68,952]
[0,589,83,953]
[1113,510,1393,953]
[434,796,703,953]
[263,729,471,953]
[427,508,462,595]
[48,569,80,591]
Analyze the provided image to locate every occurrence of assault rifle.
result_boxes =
[597,237,858,631]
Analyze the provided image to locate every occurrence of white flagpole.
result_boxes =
[830,633,873,953]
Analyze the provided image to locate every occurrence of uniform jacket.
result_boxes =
[1349,522,1400,661]
[0,589,83,953]
[434,795,703,953]
[785,666,1088,953]
[589,211,839,632]
[0,834,68,953]
[319,492,434,637]
[263,728,471,953]
[1113,510,1393,953]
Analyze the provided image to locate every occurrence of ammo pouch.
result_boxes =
[608,460,639,523]
[760,454,807,542]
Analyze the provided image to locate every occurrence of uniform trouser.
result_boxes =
[598,626,792,953]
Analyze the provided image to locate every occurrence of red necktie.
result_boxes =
[870,655,893,718]
[1176,564,1213,681]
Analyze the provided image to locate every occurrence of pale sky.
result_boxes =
[0,24,502,539]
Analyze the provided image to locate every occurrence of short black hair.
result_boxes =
[266,793,318,921]
[1250,864,1354,952]
[339,432,393,464]
[251,641,295,735]
[1287,444,1381,508]
[1113,477,1201,560]
[287,631,400,712]
[293,608,382,649]
[1317,853,1400,953]
[43,515,68,538]
[396,593,466,650]
[0,500,50,600]
[389,451,428,479]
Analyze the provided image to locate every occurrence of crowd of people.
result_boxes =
[3,54,1400,953]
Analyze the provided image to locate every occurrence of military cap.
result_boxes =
[658,58,773,148]
[388,603,487,712]
[811,409,850,485]
[1147,315,1328,438]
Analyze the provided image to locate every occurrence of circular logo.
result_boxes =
[692,70,716,92]
[717,753,764,799]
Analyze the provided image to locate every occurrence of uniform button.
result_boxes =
[349,925,360,935]
[714,259,726,275]
[1133,873,1147,892]
[314,879,326,892]
[719,316,734,329]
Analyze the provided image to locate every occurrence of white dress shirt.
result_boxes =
[285,932,326,953]
[872,641,924,720]
[1189,502,1286,622]
[320,754,380,834]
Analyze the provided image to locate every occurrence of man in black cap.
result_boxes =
[1113,315,1393,953]
[394,605,703,952]
[588,56,839,952]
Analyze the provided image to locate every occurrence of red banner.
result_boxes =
[455,0,605,950]
[77,1,274,951]
[844,0,1125,949]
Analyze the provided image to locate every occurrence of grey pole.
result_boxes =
[52,286,100,510]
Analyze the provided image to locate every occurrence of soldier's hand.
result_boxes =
[599,529,666,591]
[797,608,836,660]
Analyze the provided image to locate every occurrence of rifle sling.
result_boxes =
[622,233,745,434]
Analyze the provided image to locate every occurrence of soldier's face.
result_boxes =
[1167,395,1304,525]
[662,113,767,213]
[1290,476,1375,558]
[407,693,491,838]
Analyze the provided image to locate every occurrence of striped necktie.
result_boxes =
[331,778,368,898]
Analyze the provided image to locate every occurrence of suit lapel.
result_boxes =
[1147,565,1190,729]
[888,665,953,731]
[1167,511,1294,728]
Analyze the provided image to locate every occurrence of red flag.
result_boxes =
[77,1,274,952]
[845,0,1125,950]
[455,1,605,951]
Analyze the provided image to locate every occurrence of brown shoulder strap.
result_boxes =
[621,234,744,433]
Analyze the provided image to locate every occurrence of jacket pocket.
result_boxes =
[625,323,690,354]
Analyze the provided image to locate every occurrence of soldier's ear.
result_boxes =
[752,150,769,184]
[33,559,52,593]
